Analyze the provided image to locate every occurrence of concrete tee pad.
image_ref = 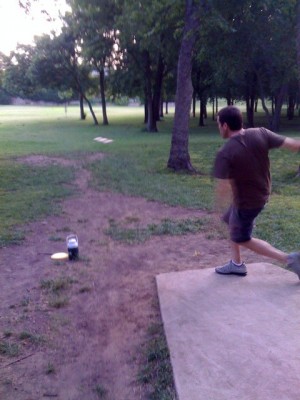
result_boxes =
[156,263,300,400]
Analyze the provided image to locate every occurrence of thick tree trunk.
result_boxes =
[256,71,273,127]
[257,69,286,131]
[198,97,206,126]
[192,68,200,118]
[153,53,164,122]
[271,84,287,131]
[99,68,109,125]
[245,72,257,127]
[75,76,98,125]
[297,1,300,82]
[144,98,148,124]
[245,73,256,127]
[147,95,156,132]
[204,103,207,118]
[287,94,295,120]
[246,95,255,127]
[82,92,99,125]
[160,98,164,118]
[143,50,157,132]
[79,94,86,120]
[226,91,233,106]
[192,90,196,117]
[167,0,198,171]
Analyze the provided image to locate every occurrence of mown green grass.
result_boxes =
[0,104,299,399]
[0,162,74,246]
[0,104,299,252]
[105,217,208,244]
[138,323,178,400]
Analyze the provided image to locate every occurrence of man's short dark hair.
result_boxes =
[218,106,243,131]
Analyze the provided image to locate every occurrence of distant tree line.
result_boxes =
[1,0,300,169]
[0,1,298,126]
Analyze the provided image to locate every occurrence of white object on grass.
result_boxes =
[51,252,69,261]
[94,137,114,143]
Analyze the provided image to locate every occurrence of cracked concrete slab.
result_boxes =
[156,263,300,400]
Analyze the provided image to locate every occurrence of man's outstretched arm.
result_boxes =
[281,137,300,152]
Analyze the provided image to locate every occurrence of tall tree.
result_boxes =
[167,0,200,171]
[250,0,297,131]
[210,0,298,130]
[2,46,36,99]
[118,0,182,132]
[31,31,99,124]
[66,0,122,125]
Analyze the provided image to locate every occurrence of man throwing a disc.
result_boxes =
[214,105,300,277]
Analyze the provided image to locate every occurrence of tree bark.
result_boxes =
[75,73,98,125]
[226,91,233,106]
[99,67,109,125]
[160,97,164,118]
[79,94,86,120]
[257,69,286,131]
[256,71,273,127]
[271,84,287,131]
[153,53,164,122]
[246,95,255,127]
[192,90,196,117]
[143,50,157,132]
[144,97,148,124]
[287,94,295,120]
[82,92,99,125]
[244,72,257,127]
[198,97,206,126]
[297,0,300,83]
[167,0,198,171]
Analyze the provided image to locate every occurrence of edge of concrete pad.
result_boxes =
[156,263,300,400]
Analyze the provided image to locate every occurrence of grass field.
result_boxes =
[0,103,299,251]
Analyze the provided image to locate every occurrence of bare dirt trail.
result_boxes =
[0,154,265,400]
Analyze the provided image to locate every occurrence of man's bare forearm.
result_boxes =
[214,178,233,214]
[281,137,300,152]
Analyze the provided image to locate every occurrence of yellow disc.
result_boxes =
[51,252,69,261]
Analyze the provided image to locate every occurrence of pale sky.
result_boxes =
[0,0,70,55]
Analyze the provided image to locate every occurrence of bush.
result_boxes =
[0,89,12,104]
[113,96,129,106]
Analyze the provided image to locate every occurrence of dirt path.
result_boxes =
[0,154,265,400]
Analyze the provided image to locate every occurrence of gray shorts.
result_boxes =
[222,206,263,243]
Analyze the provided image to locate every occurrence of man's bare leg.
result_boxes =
[231,241,242,264]
[215,241,246,275]
[238,237,288,264]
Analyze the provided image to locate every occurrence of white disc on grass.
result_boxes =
[51,252,69,261]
